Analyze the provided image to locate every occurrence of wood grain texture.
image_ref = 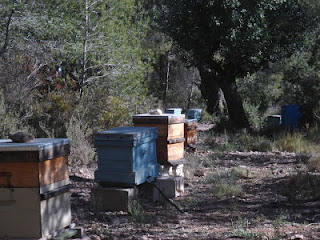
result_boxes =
[0,162,40,187]
[0,156,69,188]
[134,123,184,139]
[39,156,69,187]
[157,140,184,165]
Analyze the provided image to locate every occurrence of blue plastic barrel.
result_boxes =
[281,105,302,128]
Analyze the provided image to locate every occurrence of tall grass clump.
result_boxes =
[272,131,316,154]
[205,129,272,152]
[206,168,244,198]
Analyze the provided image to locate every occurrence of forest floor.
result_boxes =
[69,124,320,240]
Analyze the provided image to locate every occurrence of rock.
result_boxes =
[291,234,304,240]
[9,131,34,143]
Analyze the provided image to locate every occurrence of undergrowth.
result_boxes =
[280,172,320,203]
[206,168,244,198]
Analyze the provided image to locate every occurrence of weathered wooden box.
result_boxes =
[0,138,70,188]
[165,108,182,114]
[0,138,72,239]
[184,119,198,146]
[0,186,72,239]
[94,127,159,186]
[133,114,185,166]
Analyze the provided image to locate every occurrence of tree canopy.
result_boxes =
[147,0,317,128]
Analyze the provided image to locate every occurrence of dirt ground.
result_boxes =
[69,125,320,240]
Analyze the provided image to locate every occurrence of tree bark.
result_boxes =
[219,74,250,129]
[197,64,220,114]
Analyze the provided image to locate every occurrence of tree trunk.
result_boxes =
[219,75,250,129]
[0,10,14,57]
[197,64,220,114]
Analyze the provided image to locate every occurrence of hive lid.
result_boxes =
[0,138,70,152]
[165,108,182,114]
[133,114,185,124]
[95,126,158,142]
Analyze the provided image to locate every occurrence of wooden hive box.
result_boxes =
[94,127,159,186]
[184,119,198,146]
[133,114,185,166]
[165,108,182,114]
[0,185,72,239]
[0,138,70,189]
[0,138,72,239]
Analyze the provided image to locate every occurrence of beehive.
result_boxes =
[0,138,70,188]
[133,114,185,166]
[184,119,198,146]
[187,109,202,121]
[94,127,159,186]
[165,108,182,114]
[0,138,72,239]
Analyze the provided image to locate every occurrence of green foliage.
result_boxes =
[98,96,130,130]
[128,200,148,223]
[146,0,316,128]
[238,65,284,126]
[282,50,320,124]
[242,100,264,130]
[272,131,316,154]
[231,217,261,239]
[0,0,158,148]
[0,91,35,138]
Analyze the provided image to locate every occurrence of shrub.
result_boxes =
[307,155,320,172]
[66,116,95,166]
[0,91,35,138]
[242,100,264,130]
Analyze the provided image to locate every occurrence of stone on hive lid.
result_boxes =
[9,131,34,143]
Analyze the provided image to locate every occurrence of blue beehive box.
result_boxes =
[187,109,202,121]
[94,127,159,186]
[165,108,182,114]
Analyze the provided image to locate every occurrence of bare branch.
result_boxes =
[0,9,15,57]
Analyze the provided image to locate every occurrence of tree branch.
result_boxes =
[0,9,15,57]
